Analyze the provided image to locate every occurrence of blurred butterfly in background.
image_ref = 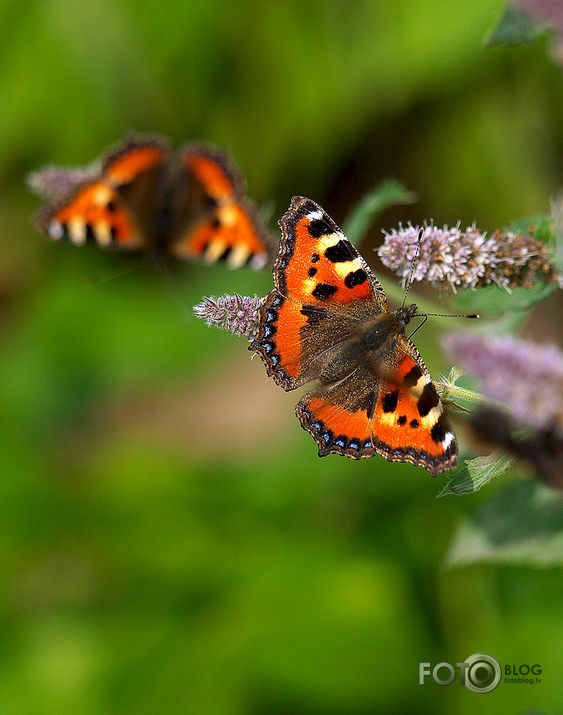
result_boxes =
[28,135,275,270]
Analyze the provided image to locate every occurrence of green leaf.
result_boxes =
[509,214,554,245]
[549,199,563,273]
[485,4,551,47]
[437,453,515,497]
[454,281,556,316]
[343,180,416,246]
[445,480,563,567]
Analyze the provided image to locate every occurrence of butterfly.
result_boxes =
[249,196,458,475]
[29,136,275,269]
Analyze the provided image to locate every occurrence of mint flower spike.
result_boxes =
[377,221,559,292]
[27,165,99,199]
[193,294,262,339]
[443,332,563,435]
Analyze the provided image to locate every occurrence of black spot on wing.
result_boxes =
[311,253,320,263]
[324,240,356,263]
[300,304,327,324]
[344,269,367,289]
[409,419,419,429]
[403,364,422,388]
[218,245,232,262]
[430,415,449,443]
[298,199,320,215]
[397,415,407,425]
[312,283,338,300]
[362,390,376,419]
[204,195,218,210]
[417,383,440,417]
[308,219,332,237]
[308,266,317,277]
[382,390,399,413]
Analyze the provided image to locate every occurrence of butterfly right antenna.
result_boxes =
[401,227,423,309]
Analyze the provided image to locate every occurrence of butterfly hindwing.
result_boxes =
[167,145,274,269]
[251,287,366,390]
[296,346,457,474]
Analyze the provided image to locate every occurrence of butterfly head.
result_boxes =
[394,303,419,328]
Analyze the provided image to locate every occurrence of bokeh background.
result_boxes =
[1,0,562,712]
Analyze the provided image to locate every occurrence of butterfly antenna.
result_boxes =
[407,311,479,340]
[401,227,423,309]
[88,261,147,286]
[413,312,480,319]
[407,314,428,341]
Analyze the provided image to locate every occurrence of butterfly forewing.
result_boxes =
[166,146,274,269]
[36,139,170,251]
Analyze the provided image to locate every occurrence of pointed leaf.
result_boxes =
[437,453,515,497]
[446,480,563,567]
[343,180,416,246]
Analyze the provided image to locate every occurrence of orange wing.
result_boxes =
[168,146,274,269]
[250,291,310,390]
[250,197,385,390]
[297,351,458,476]
[34,138,170,251]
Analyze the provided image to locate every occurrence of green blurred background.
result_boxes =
[1,1,562,712]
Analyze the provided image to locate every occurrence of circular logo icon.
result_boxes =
[464,653,502,693]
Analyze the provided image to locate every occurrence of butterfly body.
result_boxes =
[251,197,458,476]
[30,137,274,269]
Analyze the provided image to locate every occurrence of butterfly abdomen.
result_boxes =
[319,340,364,384]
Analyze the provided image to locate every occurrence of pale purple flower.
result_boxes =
[518,0,563,32]
[377,222,559,292]
[443,332,563,434]
[517,0,563,62]
[193,294,262,339]
[27,165,99,199]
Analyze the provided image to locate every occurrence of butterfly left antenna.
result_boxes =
[150,251,193,322]
[401,227,423,309]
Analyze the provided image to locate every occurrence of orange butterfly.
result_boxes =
[29,136,275,269]
[250,197,458,475]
